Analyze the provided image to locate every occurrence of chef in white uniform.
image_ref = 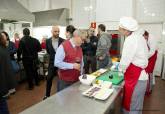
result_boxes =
[118,17,149,114]
[143,31,158,94]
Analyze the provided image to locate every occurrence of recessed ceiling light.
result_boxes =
[162,31,165,35]
[151,13,155,16]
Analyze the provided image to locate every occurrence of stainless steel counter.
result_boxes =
[20,82,123,114]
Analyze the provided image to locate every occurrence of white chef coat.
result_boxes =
[147,34,158,58]
[119,30,149,80]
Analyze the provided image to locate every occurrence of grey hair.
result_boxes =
[73,29,87,38]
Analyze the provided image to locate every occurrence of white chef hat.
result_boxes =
[137,28,145,35]
[119,17,139,31]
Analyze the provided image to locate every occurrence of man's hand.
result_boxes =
[99,56,104,60]
[73,63,81,71]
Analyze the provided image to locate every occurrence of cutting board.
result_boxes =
[96,70,124,85]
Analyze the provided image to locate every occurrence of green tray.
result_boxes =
[96,70,124,85]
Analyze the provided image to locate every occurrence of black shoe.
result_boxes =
[43,96,48,100]
[3,93,10,99]
[35,82,40,86]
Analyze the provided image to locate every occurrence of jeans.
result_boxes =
[84,55,97,74]
[57,79,76,92]
[97,55,110,69]
[0,98,10,114]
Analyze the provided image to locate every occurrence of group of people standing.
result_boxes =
[43,19,157,114]
[0,16,158,114]
[43,24,112,99]
[0,28,42,114]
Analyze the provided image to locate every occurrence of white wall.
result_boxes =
[136,0,165,23]
[139,23,163,51]
[3,23,33,41]
[51,0,70,10]
[32,26,66,42]
[95,0,134,30]
[139,23,165,76]
[96,0,133,22]
[18,0,29,10]
[18,0,70,12]
[71,0,91,29]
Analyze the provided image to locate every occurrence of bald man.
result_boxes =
[43,26,64,100]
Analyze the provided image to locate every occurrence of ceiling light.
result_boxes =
[151,13,155,17]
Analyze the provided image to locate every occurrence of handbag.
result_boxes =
[11,60,20,73]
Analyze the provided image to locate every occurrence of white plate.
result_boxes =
[98,69,107,73]
[94,88,114,100]
[82,86,101,97]
[82,86,114,100]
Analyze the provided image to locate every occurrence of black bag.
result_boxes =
[11,60,20,73]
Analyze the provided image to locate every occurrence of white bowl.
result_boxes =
[79,75,96,85]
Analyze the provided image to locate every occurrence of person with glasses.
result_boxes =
[55,30,86,92]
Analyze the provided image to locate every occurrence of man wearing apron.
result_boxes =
[143,31,158,95]
[118,17,149,114]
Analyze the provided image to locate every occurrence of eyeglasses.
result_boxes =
[54,31,60,33]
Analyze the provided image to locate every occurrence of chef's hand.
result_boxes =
[99,56,104,60]
[93,42,97,45]
[73,63,81,71]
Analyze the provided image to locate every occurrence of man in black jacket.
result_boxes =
[17,28,41,90]
[43,26,64,99]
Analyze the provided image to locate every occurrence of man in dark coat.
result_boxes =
[17,28,41,90]
[43,26,64,100]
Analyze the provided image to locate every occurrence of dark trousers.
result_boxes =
[23,60,39,88]
[45,65,57,97]
[97,55,110,69]
[84,55,97,74]
[0,98,9,114]
[57,79,76,92]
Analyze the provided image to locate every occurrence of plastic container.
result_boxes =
[79,75,96,85]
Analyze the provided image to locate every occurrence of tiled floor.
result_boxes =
[143,77,165,114]
[7,77,57,114]
[7,77,165,114]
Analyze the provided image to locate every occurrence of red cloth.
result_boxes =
[145,50,158,73]
[123,63,143,111]
[58,40,83,82]
[41,42,46,49]
[15,39,20,49]
[145,50,158,95]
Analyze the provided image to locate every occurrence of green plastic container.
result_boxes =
[96,70,124,85]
